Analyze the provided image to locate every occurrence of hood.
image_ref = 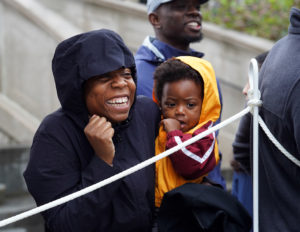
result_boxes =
[52,29,136,126]
[288,7,300,34]
[176,56,221,133]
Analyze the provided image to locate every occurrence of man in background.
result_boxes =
[135,0,226,188]
[257,7,300,231]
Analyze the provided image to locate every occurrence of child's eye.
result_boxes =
[165,102,176,108]
[187,103,195,108]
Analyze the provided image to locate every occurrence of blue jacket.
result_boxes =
[135,36,205,97]
[258,8,300,231]
[24,29,161,232]
[135,37,225,188]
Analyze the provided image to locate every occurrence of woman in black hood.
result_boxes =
[24,29,160,232]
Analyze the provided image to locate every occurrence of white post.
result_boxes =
[249,59,260,232]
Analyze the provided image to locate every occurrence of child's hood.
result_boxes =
[176,56,221,131]
[51,29,136,125]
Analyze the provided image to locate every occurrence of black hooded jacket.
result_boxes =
[24,29,160,232]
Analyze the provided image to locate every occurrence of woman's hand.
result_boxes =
[84,115,115,166]
[161,118,181,133]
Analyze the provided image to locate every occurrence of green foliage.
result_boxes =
[202,0,300,41]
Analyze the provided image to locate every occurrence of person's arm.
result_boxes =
[166,121,217,180]
[232,112,251,173]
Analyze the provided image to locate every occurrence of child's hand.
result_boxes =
[84,115,115,166]
[161,118,181,133]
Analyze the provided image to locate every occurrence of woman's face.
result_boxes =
[84,68,136,123]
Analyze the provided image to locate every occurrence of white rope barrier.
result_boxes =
[1,58,295,231]
[258,116,300,167]
[0,106,251,228]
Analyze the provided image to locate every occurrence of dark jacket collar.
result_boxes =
[152,37,204,60]
[136,36,204,63]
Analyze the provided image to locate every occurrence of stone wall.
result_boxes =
[0,0,274,168]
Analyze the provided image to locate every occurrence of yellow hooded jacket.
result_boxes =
[155,56,221,207]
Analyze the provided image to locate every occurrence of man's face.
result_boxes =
[84,68,136,123]
[155,0,203,49]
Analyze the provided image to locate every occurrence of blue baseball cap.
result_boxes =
[147,0,209,14]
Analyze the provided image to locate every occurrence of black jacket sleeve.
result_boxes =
[24,127,124,231]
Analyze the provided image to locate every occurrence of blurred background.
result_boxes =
[0,0,298,231]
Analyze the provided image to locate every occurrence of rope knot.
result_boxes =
[247,99,262,108]
[247,88,262,114]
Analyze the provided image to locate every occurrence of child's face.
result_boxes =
[160,79,203,132]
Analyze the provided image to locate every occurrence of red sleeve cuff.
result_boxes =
[167,130,183,139]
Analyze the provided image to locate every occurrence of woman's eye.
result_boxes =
[122,72,133,79]
[96,76,110,82]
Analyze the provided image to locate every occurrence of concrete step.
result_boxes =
[0,228,27,232]
[0,194,44,232]
[0,146,44,231]
[0,183,6,204]
[0,145,30,195]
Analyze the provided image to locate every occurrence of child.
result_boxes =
[153,56,221,207]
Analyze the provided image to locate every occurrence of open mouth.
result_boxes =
[107,96,129,108]
[179,120,186,129]
[186,21,201,31]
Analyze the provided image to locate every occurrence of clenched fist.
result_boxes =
[84,115,115,165]
[161,118,181,133]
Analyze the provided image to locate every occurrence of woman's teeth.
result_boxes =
[107,97,128,106]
